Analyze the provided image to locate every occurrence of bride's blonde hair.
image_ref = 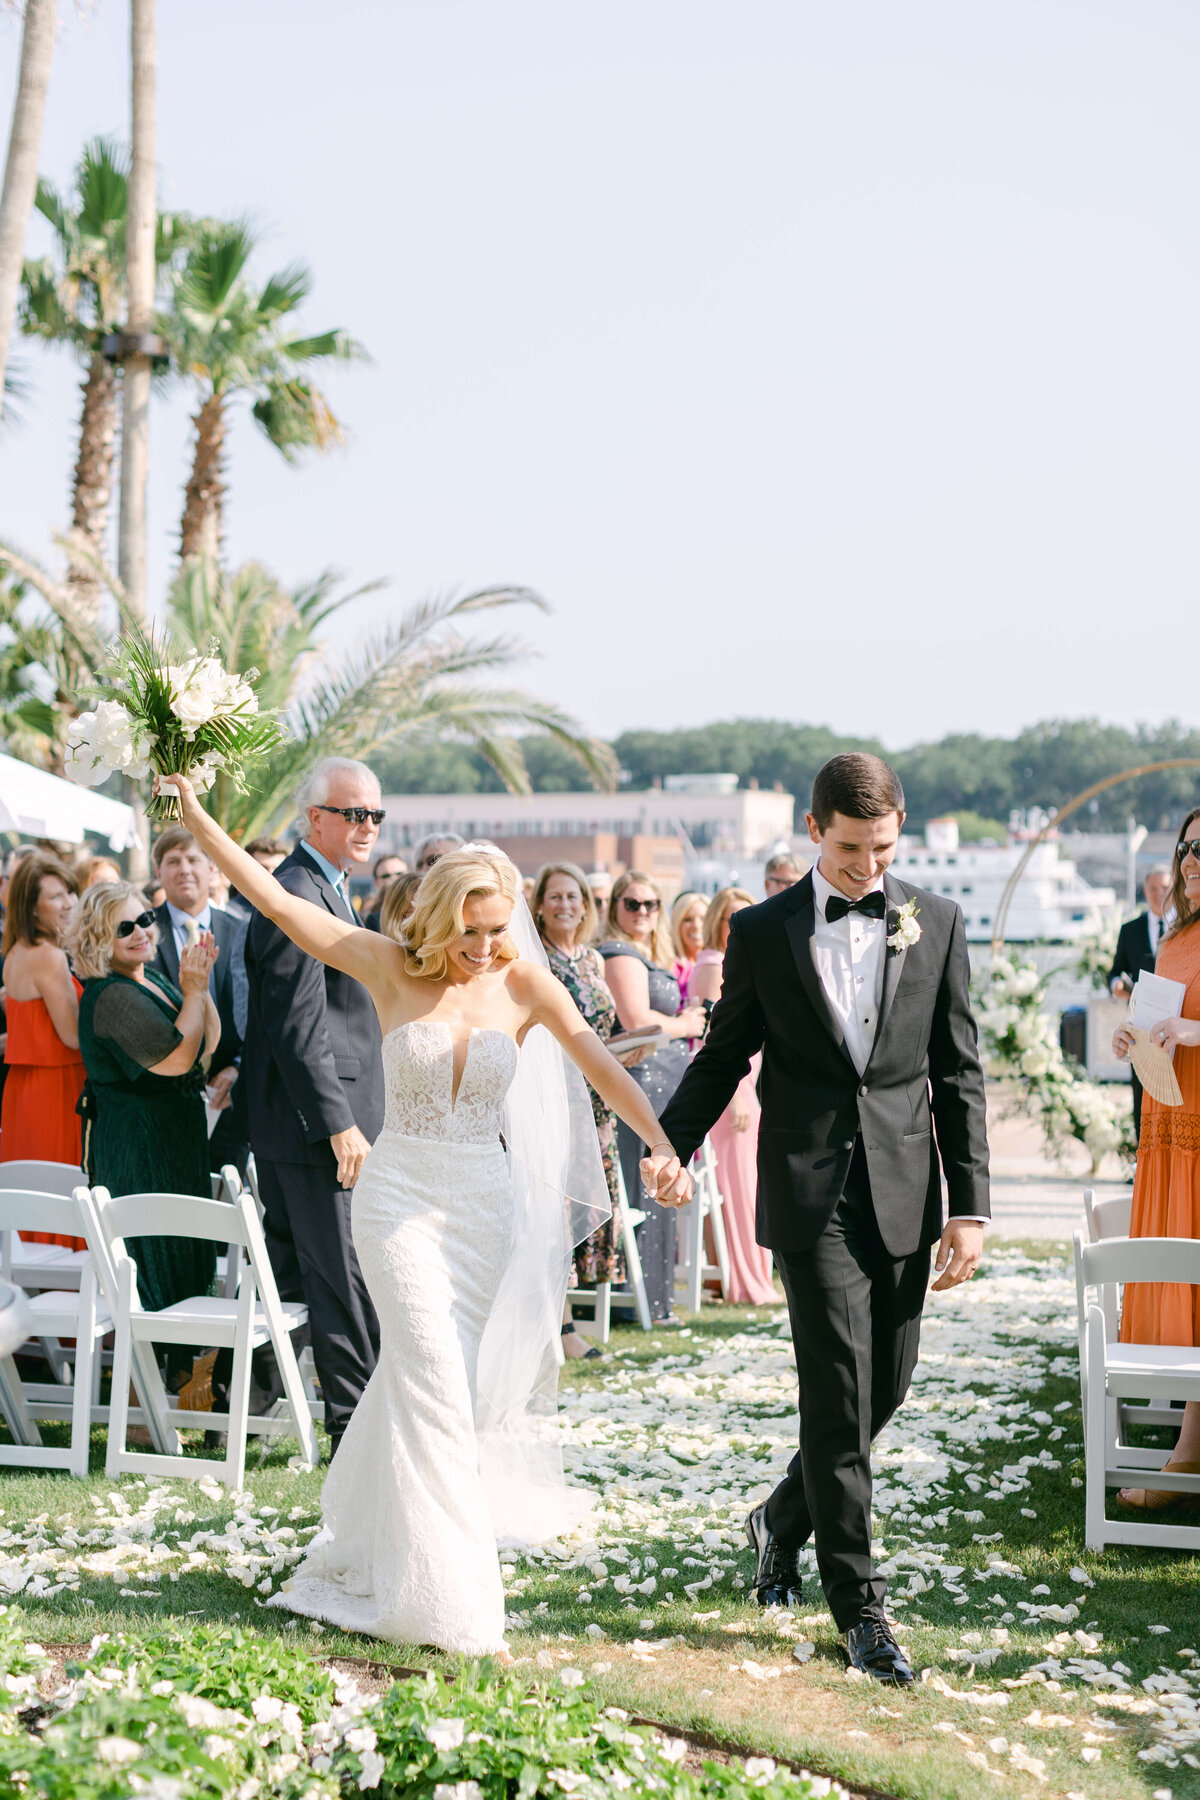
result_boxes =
[400,846,521,980]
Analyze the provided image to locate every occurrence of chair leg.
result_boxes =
[69,1266,97,1478]
[106,1261,135,1480]
[222,1277,255,1492]
[1084,1309,1109,1550]
[0,1354,42,1447]
[272,1329,320,1471]
[619,1195,652,1330]
[594,1280,611,1344]
[708,1182,731,1298]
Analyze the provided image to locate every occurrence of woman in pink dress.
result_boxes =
[691,887,779,1306]
[670,891,708,1001]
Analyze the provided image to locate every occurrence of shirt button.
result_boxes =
[859,1084,868,1097]
[842,1139,855,1151]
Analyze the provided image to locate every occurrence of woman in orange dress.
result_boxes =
[0,853,86,1247]
[1112,809,1200,1507]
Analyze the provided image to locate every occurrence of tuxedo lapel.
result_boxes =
[874,873,914,1044]
[781,875,856,1069]
[296,844,350,920]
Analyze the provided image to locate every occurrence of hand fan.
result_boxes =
[1127,1028,1184,1106]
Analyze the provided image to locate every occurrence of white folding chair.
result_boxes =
[84,1183,319,1489]
[606,1158,652,1330]
[0,1161,89,1292]
[676,1138,731,1312]
[1084,1187,1133,1243]
[1074,1230,1200,1550]
[0,1188,109,1477]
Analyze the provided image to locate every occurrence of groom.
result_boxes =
[648,752,990,1684]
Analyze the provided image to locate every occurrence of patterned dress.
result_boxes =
[543,942,625,1286]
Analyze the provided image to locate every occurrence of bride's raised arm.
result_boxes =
[158,774,396,998]
[514,961,691,1191]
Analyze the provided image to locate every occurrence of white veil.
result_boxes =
[469,850,612,1545]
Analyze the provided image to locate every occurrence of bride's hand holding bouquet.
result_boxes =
[66,628,285,824]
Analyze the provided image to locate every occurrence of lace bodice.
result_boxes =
[381,1020,518,1145]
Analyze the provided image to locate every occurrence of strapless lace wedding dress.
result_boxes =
[267,1019,519,1655]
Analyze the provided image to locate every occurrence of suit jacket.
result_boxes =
[243,844,384,1168]
[1108,912,1160,990]
[152,902,249,1154]
[658,870,990,1258]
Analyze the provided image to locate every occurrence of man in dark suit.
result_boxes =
[647,753,990,1685]
[149,826,249,1177]
[1108,866,1172,1140]
[243,758,386,1453]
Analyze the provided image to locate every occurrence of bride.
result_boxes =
[161,774,688,1656]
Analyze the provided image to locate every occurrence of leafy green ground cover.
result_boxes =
[0,1243,1196,1799]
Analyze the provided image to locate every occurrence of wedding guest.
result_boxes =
[0,855,86,1247]
[670,892,708,1001]
[379,872,423,941]
[586,871,613,937]
[599,870,706,1322]
[534,861,625,1358]
[691,887,778,1305]
[68,884,220,1354]
[226,837,289,922]
[1109,865,1173,1141]
[763,851,804,897]
[76,854,122,891]
[413,833,464,874]
[1113,817,1200,1507]
[0,844,35,927]
[243,757,385,1454]
[363,853,408,932]
[150,827,248,1178]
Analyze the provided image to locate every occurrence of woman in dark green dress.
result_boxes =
[68,882,220,1323]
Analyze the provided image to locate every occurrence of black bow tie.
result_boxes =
[825,890,887,923]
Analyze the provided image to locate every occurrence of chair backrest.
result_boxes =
[1079,1234,1200,1290]
[0,1161,85,1198]
[0,1189,88,1256]
[94,1189,255,1257]
[1084,1190,1133,1242]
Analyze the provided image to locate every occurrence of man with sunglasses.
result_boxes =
[243,757,387,1456]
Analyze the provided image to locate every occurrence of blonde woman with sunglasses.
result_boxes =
[598,871,706,1322]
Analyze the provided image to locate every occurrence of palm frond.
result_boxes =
[256,261,312,319]
[0,538,109,673]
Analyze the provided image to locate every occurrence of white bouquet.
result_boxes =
[66,628,285,821]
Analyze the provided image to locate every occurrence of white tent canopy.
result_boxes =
[0,753,139,851]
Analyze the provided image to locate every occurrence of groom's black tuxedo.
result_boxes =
[659,868,990,1628]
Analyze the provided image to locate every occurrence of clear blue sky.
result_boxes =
[3,0,1198,747]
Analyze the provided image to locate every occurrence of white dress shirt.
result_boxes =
[1147,910,1166,960]
[811,865,887,1077]
[166,899,212,956]
[811,865,988,1227]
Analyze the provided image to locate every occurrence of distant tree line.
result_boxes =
[376,717,1200,834]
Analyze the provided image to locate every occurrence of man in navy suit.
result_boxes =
[244,758,386,1454]
[1108,865,1172,1140]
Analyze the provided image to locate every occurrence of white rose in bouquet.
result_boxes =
[1009,966,1042,997]
[168,656,229,736]
[64,700,156,787]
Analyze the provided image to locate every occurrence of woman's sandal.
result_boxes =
[561,1323,603,1361]
[1118,1459,1200,1511]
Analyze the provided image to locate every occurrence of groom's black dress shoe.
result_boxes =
[840,1614,916,1686]
[744,1502,802,1608]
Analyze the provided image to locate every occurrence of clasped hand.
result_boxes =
[639,1149,694,1208]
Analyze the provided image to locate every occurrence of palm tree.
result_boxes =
[162,561,615,837]
[166,222,365,563]
[0,0,56,425]
[20,140,196,618]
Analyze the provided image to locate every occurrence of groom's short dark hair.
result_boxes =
[811,753,905,831]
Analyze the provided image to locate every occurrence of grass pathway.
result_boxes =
[0,1244,1197,1799]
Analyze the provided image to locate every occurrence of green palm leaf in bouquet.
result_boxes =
[65,624,286,822]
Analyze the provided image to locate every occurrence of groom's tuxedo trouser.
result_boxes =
[255,1159,380,1440]
[766,1138,930,1630]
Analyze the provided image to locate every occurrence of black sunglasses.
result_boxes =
[620,896,660,914]
[1177,839,1200,862]
[316,804,387,826]
[116,910,156,938]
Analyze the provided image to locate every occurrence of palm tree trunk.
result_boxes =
[66,349,119,623]
[0,0,57,422]
[180,392,227,563]
[117,0,156,624]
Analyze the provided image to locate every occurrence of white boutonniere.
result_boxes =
[887,898,921,953]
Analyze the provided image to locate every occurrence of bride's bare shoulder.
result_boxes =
[502,958,558,1007]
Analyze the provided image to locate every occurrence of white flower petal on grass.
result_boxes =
[425,1718,466,1753]
[95,1736,143,1765]
[357,1748,386,1790]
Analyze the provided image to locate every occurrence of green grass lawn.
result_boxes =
[1,1242,1197,1800]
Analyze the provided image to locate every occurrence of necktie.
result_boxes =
[825,891,887,923]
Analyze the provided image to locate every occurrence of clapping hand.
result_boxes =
[639,1147,694,1209]
[177,931,217,995]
